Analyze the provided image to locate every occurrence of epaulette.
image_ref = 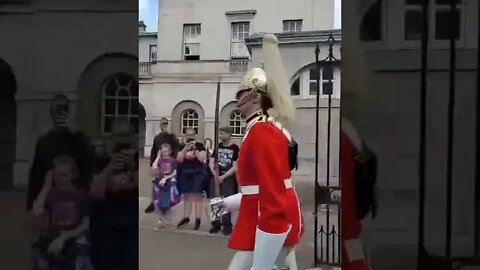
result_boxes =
[257,116,293,143]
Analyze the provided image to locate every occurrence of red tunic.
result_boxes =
[341,131,368,270]
[228,121,304,251]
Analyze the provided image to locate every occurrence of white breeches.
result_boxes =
[227,247,298,270]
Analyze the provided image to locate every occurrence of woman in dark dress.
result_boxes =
[175,128,209,230]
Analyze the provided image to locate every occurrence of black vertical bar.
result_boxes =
[326,72,332,263]
[314,43,321,266]
[445,0,457,257]
[475,0,480,257]
[213,79,221,196]
[417,0,429,268]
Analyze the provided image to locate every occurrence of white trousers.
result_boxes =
[227,247,298,270]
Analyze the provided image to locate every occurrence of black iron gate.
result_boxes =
[313,33,342,267]
[416,0,480,269]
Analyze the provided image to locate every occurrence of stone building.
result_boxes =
[343,0,479,269]
[0,1,137,189]
[139,0,341,184]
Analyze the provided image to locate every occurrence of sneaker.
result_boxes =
[209,221,221,234]
[153,220,163,231]
[144,203,155,214]
[176,217,190,228]
[193,218,201,230]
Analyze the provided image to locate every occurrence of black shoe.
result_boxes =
[144,203,155,214]
[193,218,201,230]
[209,221,221,234]
[222,226,232,236]
[176,217,190,228]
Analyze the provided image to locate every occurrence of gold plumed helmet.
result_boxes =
[236,34,295,126]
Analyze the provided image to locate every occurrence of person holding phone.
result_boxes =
[176,128,209,230]
[89,118,138,270]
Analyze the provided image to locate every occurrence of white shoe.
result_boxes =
[154,219,163,231]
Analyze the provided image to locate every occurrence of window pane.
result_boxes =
[105,99,115,114]
[130,102,139,115]
[105,79,117,96]
[435,9,460,40]
[118,100,129,115]
[309,82,318,95]
[290,78,300,96]
[360,0,382,41]
[322,81,333,95]
[310,68,320,81]
[405,10,423,40]
[322,65,334,80]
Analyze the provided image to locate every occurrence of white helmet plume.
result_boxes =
[262,34,296,126]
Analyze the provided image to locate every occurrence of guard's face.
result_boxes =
[236,90,253,114]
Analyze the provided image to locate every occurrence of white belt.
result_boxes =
[241,179,293,195]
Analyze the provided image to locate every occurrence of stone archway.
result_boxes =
[171,100,206,141]
[76,53,138,142]
[0,59,17,190]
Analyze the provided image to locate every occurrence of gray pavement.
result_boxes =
[139,158,341,270]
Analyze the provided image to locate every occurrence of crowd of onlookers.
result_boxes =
[145,119,240,236]
[27,95,240,270]
[28,95,138,270]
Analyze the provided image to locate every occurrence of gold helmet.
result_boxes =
[236,34,295,126]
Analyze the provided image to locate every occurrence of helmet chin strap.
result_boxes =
[237,89,260,108]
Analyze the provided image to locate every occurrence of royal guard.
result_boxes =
[216,34,303,270]
[341,117,370,270]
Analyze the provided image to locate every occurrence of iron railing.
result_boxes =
[229,58,249,73]
[314,33,341,267]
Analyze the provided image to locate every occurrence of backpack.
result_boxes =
[354,141,378,220]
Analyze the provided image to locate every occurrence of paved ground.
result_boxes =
[139,159,341,270]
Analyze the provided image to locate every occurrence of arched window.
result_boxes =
[290,77,300,96]
[102,74,139,134]
[181,109,199,135]
[229,110,246,136]
[360,0,382,41]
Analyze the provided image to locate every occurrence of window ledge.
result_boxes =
[225,10,256,16]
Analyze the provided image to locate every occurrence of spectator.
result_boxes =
[89,118,138,270]
[151,143,179,230]
[144,119,178,213]
[31,155,92,270]
[176,128,209,230]
[209,127,239,235]
[28,94,94,212]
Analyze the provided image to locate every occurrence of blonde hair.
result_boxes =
[160,143,173,157]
